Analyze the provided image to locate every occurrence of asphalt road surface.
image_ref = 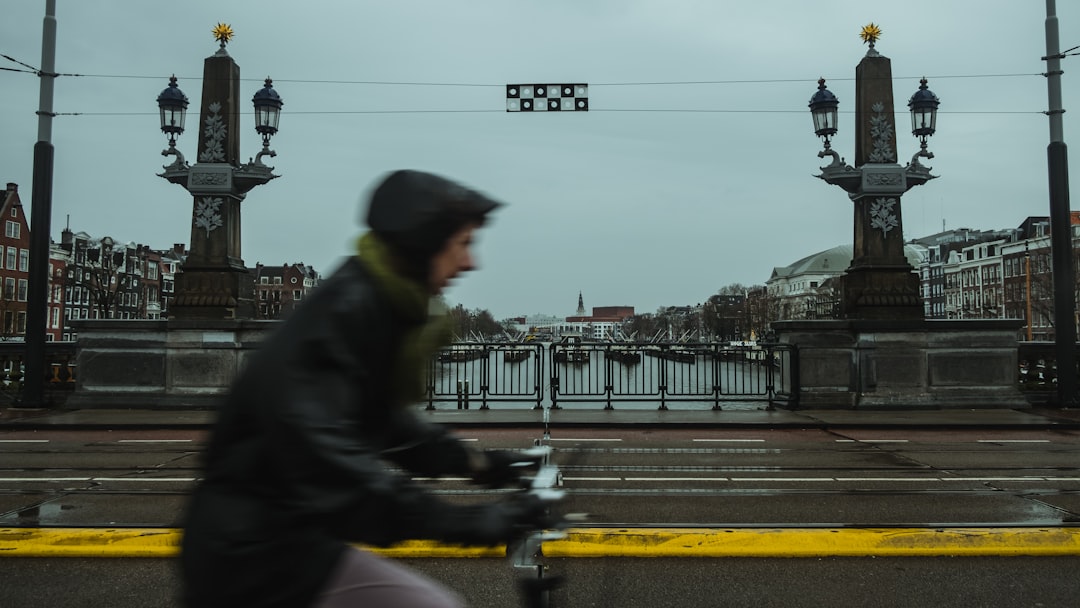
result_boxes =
[2,425,1079,606]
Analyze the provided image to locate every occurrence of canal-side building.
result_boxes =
[768,243,927,321]
[252,262,321,320]
[0,183,31,340]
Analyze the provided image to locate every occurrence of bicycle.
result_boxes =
[507,436,580,608]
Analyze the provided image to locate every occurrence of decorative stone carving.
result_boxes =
[194,197,224,236]
[869,197,898,236]
[199,102,227,162]
[868,102,896,163]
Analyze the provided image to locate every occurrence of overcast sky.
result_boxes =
[2,1,1079,320]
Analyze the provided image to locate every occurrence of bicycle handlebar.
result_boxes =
[510,444,569,608]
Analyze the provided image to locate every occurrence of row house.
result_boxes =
[59,231,143,325]
[0,182,326,341]
[770,219,1079,342]
[1001,218,1071,342]
[252,262,321,320]
[921,217,1080,341]
[767,244,928,321]
[57,230,189,339]
[916,228,1013,320]
[0,184,31,340]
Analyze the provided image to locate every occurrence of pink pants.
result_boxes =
[312,548,464,608]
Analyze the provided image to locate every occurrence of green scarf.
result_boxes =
[356,232,454,406]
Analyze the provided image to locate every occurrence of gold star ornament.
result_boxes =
[860,23,882,45]
[212,23,235,47]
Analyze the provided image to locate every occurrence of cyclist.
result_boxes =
[181,170,554,608]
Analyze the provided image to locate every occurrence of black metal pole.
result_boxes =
[21,0,58,407]
[1044,0,1078,407]
[1047,141,1077,405]
[23,142,54,406]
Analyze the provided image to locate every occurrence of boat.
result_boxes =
[644,348,697,364]
[606,347,641,365]
[554,333,590,364]
[503,348,531,363]
[437,348,486,363]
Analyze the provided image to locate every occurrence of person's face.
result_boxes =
[428,223,479,294]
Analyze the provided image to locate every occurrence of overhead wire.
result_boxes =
[0,54,1055,116]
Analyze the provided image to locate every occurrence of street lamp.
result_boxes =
[907,77,940,167]
[156,75,189,168]
[808,78,840,165]
[805,25,940,320]
[155,24,284,320]
[251,77,282,166]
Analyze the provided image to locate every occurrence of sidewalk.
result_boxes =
[2,403,1080,430]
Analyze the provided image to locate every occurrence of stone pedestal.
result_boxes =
[773,319,1026,409]
[65,319,276,408]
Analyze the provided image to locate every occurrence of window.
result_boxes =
[50,308,59,328]
[273,277,282,284]
[260,277,269,284]
[5,247,14,270]
[4,221,17,239]
[3,278,13,300]
[18,279,28,301]
[18,249,28,272]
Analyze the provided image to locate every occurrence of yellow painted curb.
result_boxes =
[0,528,182,558]
[2,527,1079,558]
[544,527,1080,557]
[0,528,504,558]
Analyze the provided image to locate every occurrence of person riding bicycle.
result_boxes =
[180,170,554,608]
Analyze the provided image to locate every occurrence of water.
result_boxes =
[427,345,787,411]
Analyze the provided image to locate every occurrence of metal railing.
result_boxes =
[0,341,78,407]
[424,341,796,410]
[426,343,545,410]
[5,339,1067,410]
[1017,341,1080,404]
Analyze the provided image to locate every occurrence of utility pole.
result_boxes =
[1043,0,1078,406]
[22,0,58,407]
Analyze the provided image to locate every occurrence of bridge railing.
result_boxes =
[1016,341,1080,404]
[426,343,546,410]
[0,341,78,407]
[424,341,797,410]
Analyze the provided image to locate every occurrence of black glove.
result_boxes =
[437,493,559,546]
[472,449,539,488]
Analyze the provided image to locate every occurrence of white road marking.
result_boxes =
[547,438,623,442]
[692,439,765,443]
[835,439,909,443]
[0,440,49,443]
[0,477,199,482]
[2,474,1080,484]
[976,439,1051,443]
[563,476,1080,483]
[117,439,193,443]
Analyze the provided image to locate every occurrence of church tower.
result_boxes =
[576,291,586,316]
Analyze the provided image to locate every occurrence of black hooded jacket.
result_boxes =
[180,171,502,607]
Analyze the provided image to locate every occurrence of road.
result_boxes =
[2,425,1080,606]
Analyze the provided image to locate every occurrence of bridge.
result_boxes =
[0,339,1071,410]
[1,406,1079,607]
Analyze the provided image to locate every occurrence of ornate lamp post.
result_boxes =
[155,23,282,320]
[808,24,939,320]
